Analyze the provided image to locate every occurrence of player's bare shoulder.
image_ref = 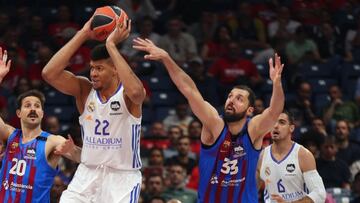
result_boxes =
[298,144,316,172]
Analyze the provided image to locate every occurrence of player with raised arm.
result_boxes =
[0,47,80,203]
[257,111,326,203]
[133,38,284,203]
[42,16,146,202]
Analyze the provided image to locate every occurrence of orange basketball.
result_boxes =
[90,6,128,41]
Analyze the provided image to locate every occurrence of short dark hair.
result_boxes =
[16,89,45,110]
[232,85,256,107]
[282,109,295,125]
[90,44,110,61]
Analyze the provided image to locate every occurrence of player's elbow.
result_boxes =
[42,66,55,82]
[128,88,146,105]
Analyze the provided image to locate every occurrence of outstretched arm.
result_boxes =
[0,47,15,142]
[42,18,93,113]
[53,135,81,163]
[133,38,224,144]
[106,19,145,105]
[249,54,284,148]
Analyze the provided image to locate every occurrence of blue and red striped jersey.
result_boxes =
[198,118,260,203]
[0,129,58,203]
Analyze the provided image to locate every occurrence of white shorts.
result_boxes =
[60,163,142,203]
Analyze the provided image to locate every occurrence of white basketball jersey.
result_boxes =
[260,143,308,202]
[79,86,142,170]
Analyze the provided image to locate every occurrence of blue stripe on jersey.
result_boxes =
[131,124,141,169]
[130,183,140,203]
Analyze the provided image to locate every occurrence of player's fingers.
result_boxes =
[127,19,131,31]
[268,58,273,69]
[6,59,11,69]
[0,47,2,59]
[145,38,154,45]
[2,50,7,62]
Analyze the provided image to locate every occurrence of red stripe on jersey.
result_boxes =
[238,159,247,203]
[8,134,21,202]
[227,173,238,203]
[214,132,232,203]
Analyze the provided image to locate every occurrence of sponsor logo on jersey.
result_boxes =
[220,140,231,152]
[233,144,246,158]
[286,163,295,173]
[87,101,95,112]
[221,177,245,187]
[110,101,121,111]
[24,148,36,160]
[84,136,122,147]
[210,175,219,184]
[265,166,271,176]
[2,180,33,192]
[110,101,122,115]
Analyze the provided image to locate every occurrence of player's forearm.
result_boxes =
[161,55,199,98]
[42,30,88,81]
[106,42,145,104]
[291,196,314,203]
[268,80,284,115]
[64,145,82,163]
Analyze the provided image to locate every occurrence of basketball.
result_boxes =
[90,6,128,41]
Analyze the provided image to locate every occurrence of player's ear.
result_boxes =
[16,109,21,118]
[289,124,295,133]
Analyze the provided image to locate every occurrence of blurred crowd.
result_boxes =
[0,0,360,202]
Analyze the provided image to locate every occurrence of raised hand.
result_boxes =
[132,37,168,61]
[106,18,131,45]
[268,53,284,84]
[0,47,11,83]
[54,134,76,156]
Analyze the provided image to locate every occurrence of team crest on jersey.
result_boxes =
[233,144,246,158]
[24,148,36,160]
[87,101,95,112]
[220,140,231,152]
[9,142,19,153]
[286,163,295,173]
[265,166,271,176]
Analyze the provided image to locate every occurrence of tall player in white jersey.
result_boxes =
[42,15,145,202]
[257,111,326,203]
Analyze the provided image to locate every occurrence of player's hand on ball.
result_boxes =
[0,47,11,83]
[80,16,97,40]
[106,18,131,45]
[132,37,169,61]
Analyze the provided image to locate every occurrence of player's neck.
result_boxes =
[227,118,247,135]
[98,81,120,102]
[21,126,42,143]
[272,139,293,155]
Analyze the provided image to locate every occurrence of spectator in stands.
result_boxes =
[187,56,219,107]
[165,136,197,175]
[189,11,218,50]
[0,46,26,90]
[159,16,198,65]
[208,40,262,100]
[253,98,265,116]
[163,125,183,159]
[300,117,327,158]
[121,16,161,61]
[335,120,360,165]
[28,45,54,88]
[163,100,193,133]
[143,174,165,203]
[162,163,197,203]
[286,81,316,126]
[187,119,202,156]
[44,115,61,135]
[200,24,232,63]
[142,121,169,151]
[356,78,360,108]
[317,136,351,189]
[148,196,166,203]
[323,84,359,129]
[268,6,301,42]
[285,26,323,66]
[117,0,157,22]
